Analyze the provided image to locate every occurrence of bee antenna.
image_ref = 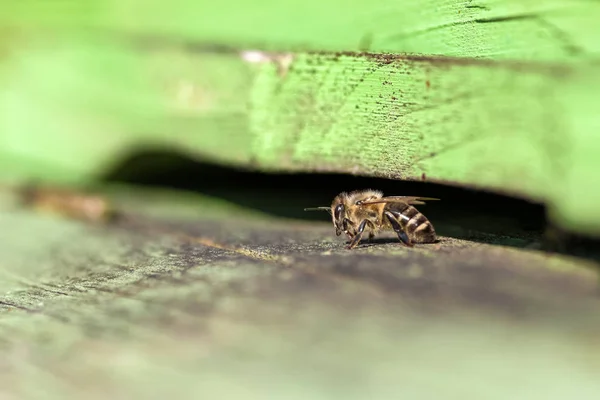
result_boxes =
[303,207,330,212]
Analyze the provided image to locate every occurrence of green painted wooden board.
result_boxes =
[2,1,600,235]
[1,185,600,399]
[1,38,599,235]
[5,0,600,61]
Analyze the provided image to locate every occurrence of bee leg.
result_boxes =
[342,218,352,233]
[346,220,369,250]
[384,211,413,247]
[342,218,355,240]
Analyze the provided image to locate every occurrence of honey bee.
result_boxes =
[305,189,438,249]
[19,184,117,223]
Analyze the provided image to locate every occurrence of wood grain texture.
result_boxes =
[1,186,600,399]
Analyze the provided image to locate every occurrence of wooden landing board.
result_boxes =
[0,186,599,399]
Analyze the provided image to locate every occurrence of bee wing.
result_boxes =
[360,196,439,206]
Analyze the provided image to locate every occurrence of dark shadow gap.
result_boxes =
[100,149,599,261]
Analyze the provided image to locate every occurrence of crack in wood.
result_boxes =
[0,300,70,323]
[465,4,490,11]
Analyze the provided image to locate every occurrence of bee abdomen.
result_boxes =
[410,218,436,243]
[393,205,437,243]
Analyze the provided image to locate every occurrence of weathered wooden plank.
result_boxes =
[5,1,600,61]
[1,186,599,399]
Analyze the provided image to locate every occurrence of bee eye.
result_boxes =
[334,204,344,220]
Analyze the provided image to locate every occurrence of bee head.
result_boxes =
[332,203,346,236]
[331,194,348,236]
[304,192,349,237]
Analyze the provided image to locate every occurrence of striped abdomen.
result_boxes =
[387,202,437,243]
